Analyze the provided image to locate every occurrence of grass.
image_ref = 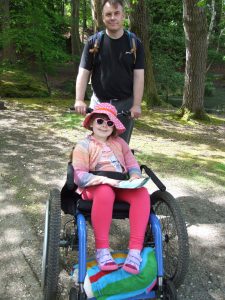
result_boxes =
[129,107,225,188]
[5,97,73,111]
[0,68,49,97]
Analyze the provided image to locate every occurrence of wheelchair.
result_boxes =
[41,159,189,300]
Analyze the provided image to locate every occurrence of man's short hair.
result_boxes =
[101,0,124,9]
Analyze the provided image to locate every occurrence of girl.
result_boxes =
[72,103,150,274]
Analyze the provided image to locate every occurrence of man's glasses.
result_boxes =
[95,118,114,127]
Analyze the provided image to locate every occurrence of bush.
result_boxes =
[204,78,215,97]
[0,68,49,98]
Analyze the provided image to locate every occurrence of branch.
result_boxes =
[207,27,225,72]
[207,0,216,45]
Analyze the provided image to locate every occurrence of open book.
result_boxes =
[117,177,150,189]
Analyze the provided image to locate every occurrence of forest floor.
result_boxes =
[0,99,225,299]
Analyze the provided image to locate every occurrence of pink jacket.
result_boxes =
[72,135,141,190]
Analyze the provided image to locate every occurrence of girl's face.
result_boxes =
[91,115,114,142]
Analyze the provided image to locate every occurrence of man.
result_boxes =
[74,0,144,143]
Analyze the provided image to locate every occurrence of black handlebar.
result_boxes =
[70,107,92,113]
[70,107,131,117]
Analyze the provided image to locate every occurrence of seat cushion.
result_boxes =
[61,183,130,218]
[77,199,130,219]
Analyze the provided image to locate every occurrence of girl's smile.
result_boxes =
[91,116,114,142]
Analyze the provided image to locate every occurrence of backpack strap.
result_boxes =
[125,30,137,64]
[89,30,137,64]
[89,30,104,57]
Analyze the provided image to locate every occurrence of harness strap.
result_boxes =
[131,36,137,64]
[90,171,129,180]
[89,31,104,56]
[89,30,137,64]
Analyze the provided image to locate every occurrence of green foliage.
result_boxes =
[204,76,215,97]
[79,0,92,31]
[148,0,185,99]
[1,0,71,68]
[197,0,207,8]
[153,54,184,100]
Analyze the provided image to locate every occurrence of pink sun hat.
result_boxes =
[83,103,126,135]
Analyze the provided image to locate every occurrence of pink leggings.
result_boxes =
[82,184,150,250]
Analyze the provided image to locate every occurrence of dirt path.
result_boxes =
[0,102,225,300]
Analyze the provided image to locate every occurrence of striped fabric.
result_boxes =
[86,247,157,300]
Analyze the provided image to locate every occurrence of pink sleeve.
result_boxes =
[72,140,112,187]
[118,138,141,176]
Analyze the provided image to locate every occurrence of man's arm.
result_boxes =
[130,69,144,118]
[74,67,91,115]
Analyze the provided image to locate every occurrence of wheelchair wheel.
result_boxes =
[69,287,87,300]
[69,287,78,300]
[41,188,61,300]
[151,190,189,288]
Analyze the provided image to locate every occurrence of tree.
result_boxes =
[91,0,104,32]
[5,0,71,94]
[0,0,14,62]
[181,0,208,119]
[207,0,225,72]
[71,0,82,74]
[130,0,161,108]
[148,0,185,101]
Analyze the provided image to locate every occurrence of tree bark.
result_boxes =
[81,0,87,42]
[130,0,161,108]
[71,0,82,74]
[91,0,104,32]
[214,0,223,35]
[182,0,208,119]
[1,0,14,62]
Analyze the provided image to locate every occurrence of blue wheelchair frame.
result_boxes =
[76,211,163,299]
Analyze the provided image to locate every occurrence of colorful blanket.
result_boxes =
[86,247,157,300]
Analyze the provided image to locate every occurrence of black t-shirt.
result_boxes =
[79,31,145,100]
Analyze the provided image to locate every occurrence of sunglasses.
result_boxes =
[95,118,114,127]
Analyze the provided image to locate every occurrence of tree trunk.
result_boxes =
[81,0,87,42]
[181,0,208,119]
[91,0,104,32]
[71,0,82,75]
[1,0,14,62]
[130,0,161,108]
[214,0,222,35]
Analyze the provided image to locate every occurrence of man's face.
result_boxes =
[102,2,124,32]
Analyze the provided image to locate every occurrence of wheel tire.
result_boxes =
[69,287,78,300]
[69,288,87,300]
[151,190,189,288]
[41,188,61,300]
[163,280,177,300]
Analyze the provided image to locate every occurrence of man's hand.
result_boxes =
[74,100,87,115]
[130,104,141,119]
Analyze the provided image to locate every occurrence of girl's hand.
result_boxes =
[129,175,142,181]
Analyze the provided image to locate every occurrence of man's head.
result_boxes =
[101,0,125,34]
[101,0,124,10]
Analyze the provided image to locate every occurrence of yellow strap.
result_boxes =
[131,37,137,64]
